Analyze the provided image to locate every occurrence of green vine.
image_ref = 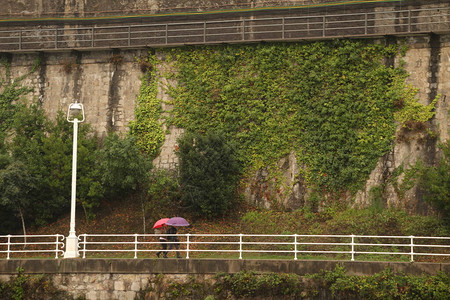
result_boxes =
[138,40,438,195]
[393,81,439,128]
[128,53,164,158]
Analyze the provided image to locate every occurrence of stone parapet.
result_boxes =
[0,259,447,299]
[0,258,447,275]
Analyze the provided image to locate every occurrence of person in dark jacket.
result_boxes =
[155,226,168,258]
[166,226,182,258]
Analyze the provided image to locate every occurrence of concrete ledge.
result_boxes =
[0,259,447,276]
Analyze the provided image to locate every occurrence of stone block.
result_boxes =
[114,280,125,291]
[86,290,98,300]
[124,291,137,300]
[99,291,111,300]
[131,281,141,291]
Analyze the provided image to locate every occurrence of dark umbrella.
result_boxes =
[166,217,190,227]
[153,218,170,229]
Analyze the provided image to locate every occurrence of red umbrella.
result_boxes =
[153,218,170,229]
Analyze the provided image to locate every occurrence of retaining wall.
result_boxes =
[0,259,448,300]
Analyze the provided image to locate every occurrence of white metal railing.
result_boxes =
[0,234,448,261]
[0,234,65,259]
[0,6,449,52]
[76,234,450,262]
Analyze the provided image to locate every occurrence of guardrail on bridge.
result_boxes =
[0,6,449,52]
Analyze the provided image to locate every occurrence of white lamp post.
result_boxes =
[64,101,85,258]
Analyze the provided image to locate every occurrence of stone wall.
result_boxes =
[240,34,449,211]
[1,49,145,138]
[0,33,448,211]
[0,259,447,300]
[2,0,419,19]
[354,35,449,212]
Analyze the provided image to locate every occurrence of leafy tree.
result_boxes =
[419,141,450,224]
[43,111,102,223]
[177,131,241,218]
[3,104,101,227]
[98,133,152,230]
[0,160,36,236]
[99,133,152,197]
[145,169,181,231]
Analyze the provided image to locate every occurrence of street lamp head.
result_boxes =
[67,101,85,123]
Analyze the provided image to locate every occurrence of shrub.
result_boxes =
[177,131,241,218]
[312,266,450,300]
[419,141,450,224]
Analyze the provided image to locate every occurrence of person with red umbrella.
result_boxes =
[153,218,169,258]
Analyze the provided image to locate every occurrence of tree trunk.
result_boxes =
[19,206,27,249]
[141,200,146,234]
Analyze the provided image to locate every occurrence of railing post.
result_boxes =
[203,21,206,43]
[134,234,138,259]
[351,234,355,261]
[186,233,190,259]
[128,26,131,46]
[19,31,22,50]
[82,234,87,259]
[408,10,411,33]
[7,234,11,260]
[165,24,168,44]
[282,17,285,39]
[91,28,94,48]
[55,29,58,49]
[410,235,414,262]
[55,235,59,259]
[365,13,368,35]
[323,16,326,37]
[239,234,243,259]
[294,234,297,260]
[242,19,245,41]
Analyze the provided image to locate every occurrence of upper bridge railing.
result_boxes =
[0,6,449,52]
[1,233,449,262]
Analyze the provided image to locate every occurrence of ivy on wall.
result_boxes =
[128,54,165,159]
[136,40,437,195]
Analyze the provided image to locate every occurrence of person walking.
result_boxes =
[155,225,168,258]
[166,226,182,258]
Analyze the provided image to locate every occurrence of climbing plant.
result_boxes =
[128,53,165,159]
[134,40,438,196]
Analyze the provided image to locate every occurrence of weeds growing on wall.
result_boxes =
[142,40,437,196]
[137,268,449,299]
[0,268,72,300]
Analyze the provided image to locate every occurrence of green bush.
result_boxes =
[419,141,450,224]
[177,131,241,218]
[146,169,181,219]
[312,266,450,300]
[216,271,303,298]
[99,133,152,199]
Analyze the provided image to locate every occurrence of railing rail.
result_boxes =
[76,233,450,262]
[1,233,448,261]
[0,6,449,52]
[0,234,65,259]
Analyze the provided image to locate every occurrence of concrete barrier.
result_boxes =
[0,259,447,276]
